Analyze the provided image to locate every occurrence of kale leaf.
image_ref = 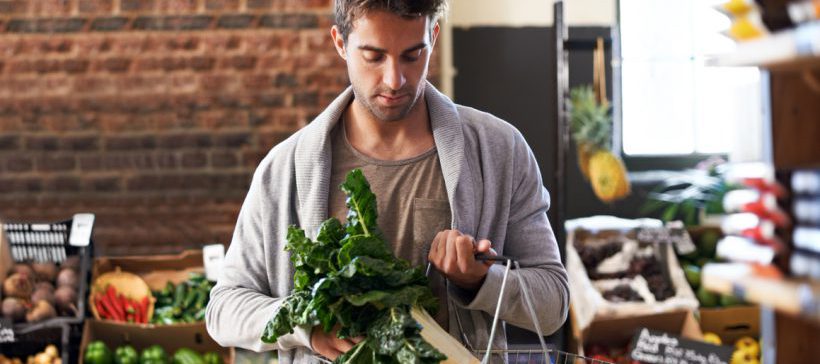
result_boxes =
[261,169,444,364]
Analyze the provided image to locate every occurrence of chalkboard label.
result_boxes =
[0,318,15,343]
[636,225,697,256]
[629,328,733,364]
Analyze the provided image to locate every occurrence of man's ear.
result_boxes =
[430,22,440,48]
[330,25,347,60]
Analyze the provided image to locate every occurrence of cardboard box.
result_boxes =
[567,229,700,332]
[89,249,234,363]
[79,319,234,364]
[93,249,206,290]
[699,305,761,344]
[570,306,703,357]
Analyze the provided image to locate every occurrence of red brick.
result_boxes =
[134,58,162,72]
[34,59,61,73]
[213,132,250,148]
[121,0,154,12]
[206,0,239,11]
[0,1,28,15]
[157,0,197,13]
[98,57,132,73]
[166,36,199,51]
[37,155,75,171]
[75,37,111,54]
[199,74,238,92]
[160,57,187,72]
[5,156,34,172]
[87,176,121,192]
[181,151,208,169]
[50,175,82,192]
[188,56,215,72]
[246,0,271,10]
[241,73,271,91]
[0,116,23,131]
[39,38,73,53]
[211,151,238,168]
[26,135,59,150]
[62,59,90,74]
[104,135,156,150]
[222,55,257,70]
[157,133,211,149]
[78,0,114,14]
[73,76,116,94]
[61,135,99,151]
[30,0,73,16]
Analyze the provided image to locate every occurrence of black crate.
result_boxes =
[2,215,93,329]
[0,322,72,364]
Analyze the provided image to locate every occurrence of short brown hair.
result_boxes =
[334,0,447,42]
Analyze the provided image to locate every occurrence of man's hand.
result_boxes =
[428,229,496,291]
[310,325,363,360]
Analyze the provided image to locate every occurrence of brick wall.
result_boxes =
[0,0,441,256]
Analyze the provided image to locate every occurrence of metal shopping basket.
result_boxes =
[314,256,613,364]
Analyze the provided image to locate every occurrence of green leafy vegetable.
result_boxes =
[261,169,445,364]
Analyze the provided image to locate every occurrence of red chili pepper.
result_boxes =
[141,296,150,323]
[94,294,109,319]
[99,290,122,321]
[107,285,125,320]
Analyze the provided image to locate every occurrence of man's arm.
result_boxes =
[447,131,570,336]
[205,166,313,352]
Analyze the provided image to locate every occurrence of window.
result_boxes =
[619,0,763,158]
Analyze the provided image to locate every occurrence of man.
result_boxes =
[205,1,569,362]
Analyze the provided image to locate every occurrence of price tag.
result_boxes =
[203,244,225,282]
[636,225,697,256]
[0,318,15,343]
[629,328,733,364]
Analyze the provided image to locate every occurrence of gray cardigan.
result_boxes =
[205,82,569,363]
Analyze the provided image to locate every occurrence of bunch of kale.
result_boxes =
[261,169,446,363]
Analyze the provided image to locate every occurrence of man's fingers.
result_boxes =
[455,235,475,273]
[476,239,492,253]
[335,337,355,352]
[351,336,365,344]
[444,233,459,272]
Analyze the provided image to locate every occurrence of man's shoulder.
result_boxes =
[253,128,303,179]
[454,104,524,144]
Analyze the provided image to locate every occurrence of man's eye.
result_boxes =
[401,55,419,62]
[364,52,383,63]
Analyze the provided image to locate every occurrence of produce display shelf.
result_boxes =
[707,21,820,71]
[702,263,820,324]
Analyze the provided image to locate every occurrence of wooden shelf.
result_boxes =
[702,263,820,325]
[707,22,820,71]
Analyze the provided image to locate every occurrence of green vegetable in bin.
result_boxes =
[150,273,216,325]
[115,345,140,364]
[140,345,169,364]
[202,352,222,364]
[172,349,204,364]
[85,341,114,364]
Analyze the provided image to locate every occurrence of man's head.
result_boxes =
[331,0,447,122]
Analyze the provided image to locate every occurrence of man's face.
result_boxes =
[332,10,438,122]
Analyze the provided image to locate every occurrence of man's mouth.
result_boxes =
[376,94,408,106]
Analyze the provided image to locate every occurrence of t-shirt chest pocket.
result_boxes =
[411,198,452,266]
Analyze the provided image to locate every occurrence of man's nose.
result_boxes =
[382,58,406,91]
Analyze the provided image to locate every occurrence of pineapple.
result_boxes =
[569,86,630,202]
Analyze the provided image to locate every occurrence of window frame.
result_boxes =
[613,0,729,171]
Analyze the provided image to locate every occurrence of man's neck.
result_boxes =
[344,96,436,161]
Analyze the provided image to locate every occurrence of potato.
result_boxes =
[55,269,78,289]
[25,300,56,323]
[3,274,34,299]
[60,256,80,272]
[31,263,58,283]
[1,297,27,321]
[53,286,77,315]
[31,287,56,306]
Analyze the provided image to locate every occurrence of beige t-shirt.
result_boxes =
[328,120,451,329]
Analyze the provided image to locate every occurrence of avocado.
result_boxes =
[720,294,742,307]
[699,230,721,259]
[684,264,701,288]
[697,285,719,307]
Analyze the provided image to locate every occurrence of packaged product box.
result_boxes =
[79,319,234,364]
[569,307,703,358]
[699,305,761,344]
